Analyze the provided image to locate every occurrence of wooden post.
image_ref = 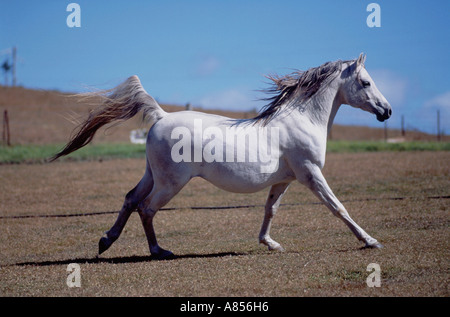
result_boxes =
[2,110,11,146]
[384,121,388,142]
[1,111,4,144]
[401,115,405,137]
[437,109,441,142]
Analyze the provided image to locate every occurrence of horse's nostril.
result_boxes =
[388,108,392,117]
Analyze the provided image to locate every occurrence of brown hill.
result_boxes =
[0,85,442,145]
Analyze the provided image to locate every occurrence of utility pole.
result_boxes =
[12,46,16,87]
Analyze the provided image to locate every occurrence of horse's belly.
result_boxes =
[198,161,290,193]
[204,176,267,193]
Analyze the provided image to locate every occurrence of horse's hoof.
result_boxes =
[98,237,112,255]
[270,245,285,252]
[364,242,384,249]
[260,237,285,252]
[150,249,176,260]
[268,243,285,252]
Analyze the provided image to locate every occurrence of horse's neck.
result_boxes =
[264,80,342,146]
[302,82,342,136]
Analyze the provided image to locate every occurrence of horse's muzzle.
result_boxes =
[376,105,392,122]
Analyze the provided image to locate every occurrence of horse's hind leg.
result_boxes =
[137,176,190,259]
[259,182,290,251]
[98,168,154,255]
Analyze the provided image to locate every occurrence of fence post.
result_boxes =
[2,110,11,146]
[384,121,388,142]
[401,115,405,137]
[437,109,441,142]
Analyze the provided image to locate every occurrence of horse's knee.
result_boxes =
[137,203,157,218]
[264,207,276,218]
[124,191,138,210]
[265,201,281,216]
[331,206,348,219]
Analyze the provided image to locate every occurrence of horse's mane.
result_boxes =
[252,58,354,125]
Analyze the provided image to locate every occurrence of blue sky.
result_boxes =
[1,0,449,133]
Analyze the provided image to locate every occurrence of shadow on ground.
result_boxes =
[6,251,248,267]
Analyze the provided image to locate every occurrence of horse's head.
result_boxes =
[340,53,392,122]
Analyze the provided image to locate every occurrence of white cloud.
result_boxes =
[425,91,450,110]
[196,88,260,111]
[195,55,221,77]
[369,69,408,107]
[424,91,450,124]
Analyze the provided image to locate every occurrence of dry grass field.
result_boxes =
[0,86,449,297]
[0,152,448,297]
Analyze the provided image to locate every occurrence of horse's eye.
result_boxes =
[362,80,371,88]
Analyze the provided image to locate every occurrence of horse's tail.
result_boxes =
[49,75,166,162]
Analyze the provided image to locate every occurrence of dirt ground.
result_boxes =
[0,151,448,297]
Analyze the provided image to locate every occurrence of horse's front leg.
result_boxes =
[259,182,290,251]
[298,164,383,248]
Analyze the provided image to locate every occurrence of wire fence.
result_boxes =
[1,195,448,220]
[330,106,448,142]
[1,98,448,146]
[189,102,448,142]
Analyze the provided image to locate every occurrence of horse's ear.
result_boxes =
[356,53,366,67]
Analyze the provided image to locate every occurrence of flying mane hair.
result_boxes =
[252,58,355,125]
